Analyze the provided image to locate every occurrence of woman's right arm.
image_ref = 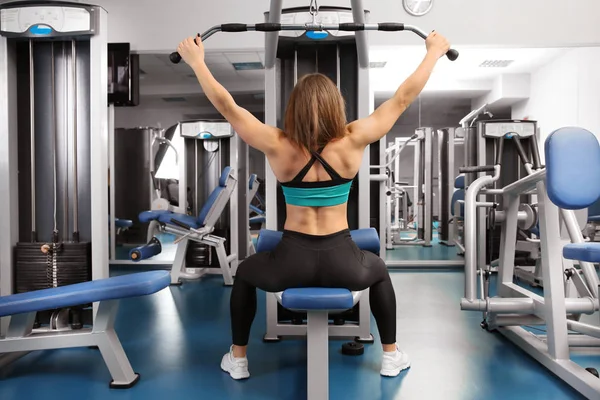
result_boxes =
[347,32,450,147]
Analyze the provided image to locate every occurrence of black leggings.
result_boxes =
[230,229,397,346]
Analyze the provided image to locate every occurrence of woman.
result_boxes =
[177,30,450,380]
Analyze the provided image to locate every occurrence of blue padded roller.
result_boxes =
[563,243,600,263]
[0,271,171,318]
[250,216,266,225]
[455,175,465,189]
[545,127,600,210]
[139,210,171,223]
[115,218,133,229]
[250,204,264,215]
[129,238,162,262]
[249,174,258,190]
[281,288,354,310]
[256,227,380,255]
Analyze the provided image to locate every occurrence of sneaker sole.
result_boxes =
[220,360,250,380]
[380,361,411,377]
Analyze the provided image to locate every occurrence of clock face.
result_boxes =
[403,0,433,16]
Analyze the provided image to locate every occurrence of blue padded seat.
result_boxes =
[589,216,600,222]
[451,189,465,217]
[545,127,600,210]
[282,288,354,311]
[256,228,380,255]
[158,212,201,229]
[0,271,170,318]
[115,218,133,229]
[455,175,465,189]
[139,210,171,223]
[563,243,600,263]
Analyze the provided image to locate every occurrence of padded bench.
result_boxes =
[0,271,170,388]
[256,228,380,400]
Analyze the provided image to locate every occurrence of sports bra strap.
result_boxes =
[290,154,318,182]
[310,151,343,180]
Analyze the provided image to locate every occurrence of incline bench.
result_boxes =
[256,228,380,400]
[0,270,170,388]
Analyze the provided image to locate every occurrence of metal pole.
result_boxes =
[350,0,369,69]
[264,0,283,69]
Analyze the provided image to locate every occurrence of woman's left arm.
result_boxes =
[178,37,281,154]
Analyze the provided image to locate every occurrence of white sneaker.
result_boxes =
[220,346,250,380]
[380,346,411,377]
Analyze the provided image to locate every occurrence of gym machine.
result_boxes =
[168,0,458,345]
[0,2,108,335]
[460,127,600,399]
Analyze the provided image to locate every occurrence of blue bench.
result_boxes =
[0,271,170,388]
[256,228,380,400]
[545,127,600,265]
[131,167,238,285]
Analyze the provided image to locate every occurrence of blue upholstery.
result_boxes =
[281,288,354,310]
[588,197,600,222]
[219,166,232,187]
[198,186,225,226]
[250,204,264,215]
[451,189,465,217]
[249,174,257,190]
[115,218,133,229]
[545,127,600,209]
[249,216,266,225]
[0,271,170,318]
[455,175,465,189]
[563,243,600,263]
[139,210,171,223]
[530,224,540,237]
[256,228,380,255]
[158,212,201,229]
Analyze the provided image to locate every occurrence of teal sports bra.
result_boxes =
[279,150,354,207]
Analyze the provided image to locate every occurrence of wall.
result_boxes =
[86,0,600,53]
[512,47,600,149]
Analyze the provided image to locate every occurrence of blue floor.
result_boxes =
[0,269,594,399]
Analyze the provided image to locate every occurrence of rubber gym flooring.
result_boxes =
[1,253,598,399]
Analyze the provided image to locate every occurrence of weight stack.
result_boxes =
[185,242,210,268]
[14,242,92,293]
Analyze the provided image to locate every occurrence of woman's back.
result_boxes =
[266,130,365,235]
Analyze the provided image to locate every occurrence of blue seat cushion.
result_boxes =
[0,271,170,318]
[115,218,133,229]
[563,243,600,263]
[158,212,201,229]
[256,228,380,255]
[451,189,465,217]
[198,186,225,225]
[281,288,354,310]
[139,210,172,223]
[589,215,600,222]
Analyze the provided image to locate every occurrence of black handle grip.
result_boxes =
[378,23,405,31]
[255,23,282,32]
[221,23,248,32]
[339,23,365,31]
[447,48,459,61]
[459,165,496,174]
[170,218,192,231]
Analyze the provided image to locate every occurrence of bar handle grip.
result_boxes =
[459,165,496,174]
[255,23,282,32]
[378,23,405,31]
[221,23,249,32]
[446,48,459,61]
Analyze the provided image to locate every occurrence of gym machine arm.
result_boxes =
[169,23,459,64]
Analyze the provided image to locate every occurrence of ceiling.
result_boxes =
[137,46,569,106]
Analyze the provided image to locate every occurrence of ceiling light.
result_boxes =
[369,61,387,69]
[479,60,514,68]
[232,62,264,71]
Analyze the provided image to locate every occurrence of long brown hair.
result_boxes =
[284,73,347,151]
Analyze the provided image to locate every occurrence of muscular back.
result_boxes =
[266,129,365,235]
